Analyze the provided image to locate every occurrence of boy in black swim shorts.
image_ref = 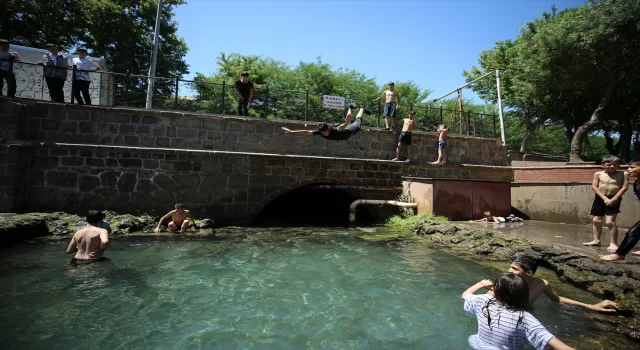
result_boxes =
[392,110,418,163]
[583,155,629,251]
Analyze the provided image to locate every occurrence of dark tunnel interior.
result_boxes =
[251,186,387,226]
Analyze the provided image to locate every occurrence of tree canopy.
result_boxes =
[464,0,640,161]
[2,0,189,106]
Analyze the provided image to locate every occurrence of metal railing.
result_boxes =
[0,59,497,138]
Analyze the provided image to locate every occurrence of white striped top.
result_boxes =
[464,294,555,350]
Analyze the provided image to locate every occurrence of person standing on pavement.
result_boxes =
[0,39,22,98]
[71,47,101,105]
[40,43,71,103]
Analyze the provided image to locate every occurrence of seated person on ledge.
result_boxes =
[154,203,197,233]
[479,254,617,312]
[281,105,370,141]
[66,210,110,264]
[471,211,506,223]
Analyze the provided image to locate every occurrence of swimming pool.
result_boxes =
[0,227,632,349]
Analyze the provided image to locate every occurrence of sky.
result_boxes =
[174,0,586,103]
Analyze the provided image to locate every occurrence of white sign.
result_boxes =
[322,95,346,110]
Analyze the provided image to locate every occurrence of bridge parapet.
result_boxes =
[0,98,507,166]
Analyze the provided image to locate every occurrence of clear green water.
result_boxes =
[0,227,629,349]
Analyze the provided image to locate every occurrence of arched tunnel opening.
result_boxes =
[251,185,402,226]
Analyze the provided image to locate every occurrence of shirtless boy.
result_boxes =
[392,110,418,163]
[583,155,630,251]
[601,160,640,261]
[373,82,400,131]
[66,210,110,264]
[431,124,448,164]
[154,203,197,233]
[281,106,370,141]
[471,211,506,224]
[481,254,618,312]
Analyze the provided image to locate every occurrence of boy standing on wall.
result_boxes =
[431,124,448,164]
[392,110,418,163]
[373,82,400,131]
[234,72,254,116]
[583,155,629,252]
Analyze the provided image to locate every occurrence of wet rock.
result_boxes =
[564,258,626,276]
[0,213,50,244]
[198,219,215,229]
[404,218,640,343]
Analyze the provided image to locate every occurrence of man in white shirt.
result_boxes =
[0,39,22,98]
[71,47,101,105]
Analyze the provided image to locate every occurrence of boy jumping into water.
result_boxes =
[66,210,110,264]
[431,124,448,164]
[373,82,400,131]
[481,254,618,312]
[601,160,640,261]
[583,155,629,251]
[154,203,197,233]
[281,106,370,140]
[463,273,574,350]
[392,110,418,163]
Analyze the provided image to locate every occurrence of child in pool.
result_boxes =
[154,203,197,233]
[462,273,574,350]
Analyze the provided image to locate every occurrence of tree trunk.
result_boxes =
[604,129,618,154]
[569,73,625,162]
[520,121,537,153]
[619,113,632,162]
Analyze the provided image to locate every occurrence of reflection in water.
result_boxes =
[0,227,634,349]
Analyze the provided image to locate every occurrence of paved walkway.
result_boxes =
[457,220,640,279]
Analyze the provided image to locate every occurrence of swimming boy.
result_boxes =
[470,211,506,224]
[281,106,370,140]
[583,155,630,251]
[392,110,418,163]
[463,273,574,350]
[66,210,110,264]
[373,82,400,130]
[154,203,197,233]
[482,254,617,312]
[431,124,448,164]
[601,160,640,261]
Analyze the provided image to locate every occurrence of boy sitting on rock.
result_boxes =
[154,203,197,233]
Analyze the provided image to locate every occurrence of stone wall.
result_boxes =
[1,142,513,223]
[0,98,508,166]
[512,166,639,227]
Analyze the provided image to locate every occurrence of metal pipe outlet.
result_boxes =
[349,199,418,223]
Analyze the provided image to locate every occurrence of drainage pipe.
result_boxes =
[349,200,418,223]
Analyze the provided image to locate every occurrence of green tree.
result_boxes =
[1,0,190,108]
[464,0,640,161]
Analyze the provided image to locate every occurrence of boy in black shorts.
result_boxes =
[584,155,629,251]
[392,110,418,163]
[281,106,370,140]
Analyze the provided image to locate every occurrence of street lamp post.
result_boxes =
[145,0,163,109]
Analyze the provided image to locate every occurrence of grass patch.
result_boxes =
[385,213,447,231]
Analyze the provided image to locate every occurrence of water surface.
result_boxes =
[0,227,631,349]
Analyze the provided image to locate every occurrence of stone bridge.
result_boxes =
[1,98,512,224]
